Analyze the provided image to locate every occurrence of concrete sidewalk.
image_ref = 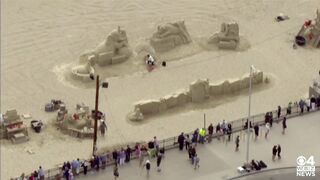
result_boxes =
[78,112,320,180]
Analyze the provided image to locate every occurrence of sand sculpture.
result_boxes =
[208,22,240,49]
[128,71,264,121]
[150,21,192,52]
[56,103,96,138]
[0,109,29,143]
[71,55,96,81]
[72,27,132,80]
[296,9,320,48]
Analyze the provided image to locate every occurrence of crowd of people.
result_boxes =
[16,96,320,180]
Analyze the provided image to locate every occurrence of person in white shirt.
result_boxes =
[265,122,270,139]
[146,54,155,66]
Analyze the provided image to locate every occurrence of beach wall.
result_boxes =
[128,71,264,121]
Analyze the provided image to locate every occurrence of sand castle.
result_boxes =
[72,27,132,80]
[56,103,96,138]
[128,71,264,121]
[0,109,29,143]
[150,21,191,52]
[208,22,240,49]
[296,9,320,48]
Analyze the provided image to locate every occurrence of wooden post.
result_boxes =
[203,113,206,129]
[93,75,100,156]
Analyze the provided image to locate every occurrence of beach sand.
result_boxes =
[1,0,320,179]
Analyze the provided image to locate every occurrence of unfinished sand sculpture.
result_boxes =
[208,22,240,49]
[56,103,96,138]
[296,9,320,48]
[71,55,96,81]
[128,71,264,121]
[150,21,191,52]
[0,109,29,143]
[72,27,132,80]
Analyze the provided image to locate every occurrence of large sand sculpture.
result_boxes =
[72,27,132,80]
[296,9,320,48]
[128,71,264,121]
[208,22,240,49]
[150,21,192,52]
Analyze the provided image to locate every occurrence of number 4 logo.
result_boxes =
[306,156,315,166]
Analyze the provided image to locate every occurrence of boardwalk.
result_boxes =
[77,111,320,180]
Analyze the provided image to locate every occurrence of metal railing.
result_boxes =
[12,100,320,179]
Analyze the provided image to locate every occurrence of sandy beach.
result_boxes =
[1,0,320,179]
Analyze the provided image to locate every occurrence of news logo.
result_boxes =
[296,156,316,177]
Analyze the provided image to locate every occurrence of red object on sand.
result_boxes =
[73,113,79,120]
[304,20,312,27]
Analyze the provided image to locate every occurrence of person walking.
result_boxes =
[193,154,200,170]
[265,122,270,139]
[154,136,160,154]
[113,164,119,180]
[198,128,206,144]
[28,172,34,180]
[135,144,143,167]
[81,160,88,175]
[192,129,199,145]
[101,155,107,169]
[144,160,151,177]
[33,171,38,180]
[94,155,100,170]
[125,145,132,163]
[119,148,126,166]
[38,166,45,180]
[188,145,192,160]
[71,159,77,175]
[156,152,163,172]
[68,169,73,180]
[112,149,118,164]
[270,112,274,127]
[282,116,287,134]
[191,146,197,164]
[277,144,281,159]
[208,123,214,143]
[277,106,281,119]
[185,134,191,150]
[99,120,107,136]
[64,169,70,180]
[272,145,278,161]
[306,98,311,112]
[216,123,221,140]
[235,135,240,151]
[178,132,185,150]
[311,96,316,110]
[287,102,292,115]
[254,124,259,140]
[221,120,227,136]
[227,123,232,141]
[299,99,305,114]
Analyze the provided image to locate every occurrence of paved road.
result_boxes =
[78,111,320,180]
